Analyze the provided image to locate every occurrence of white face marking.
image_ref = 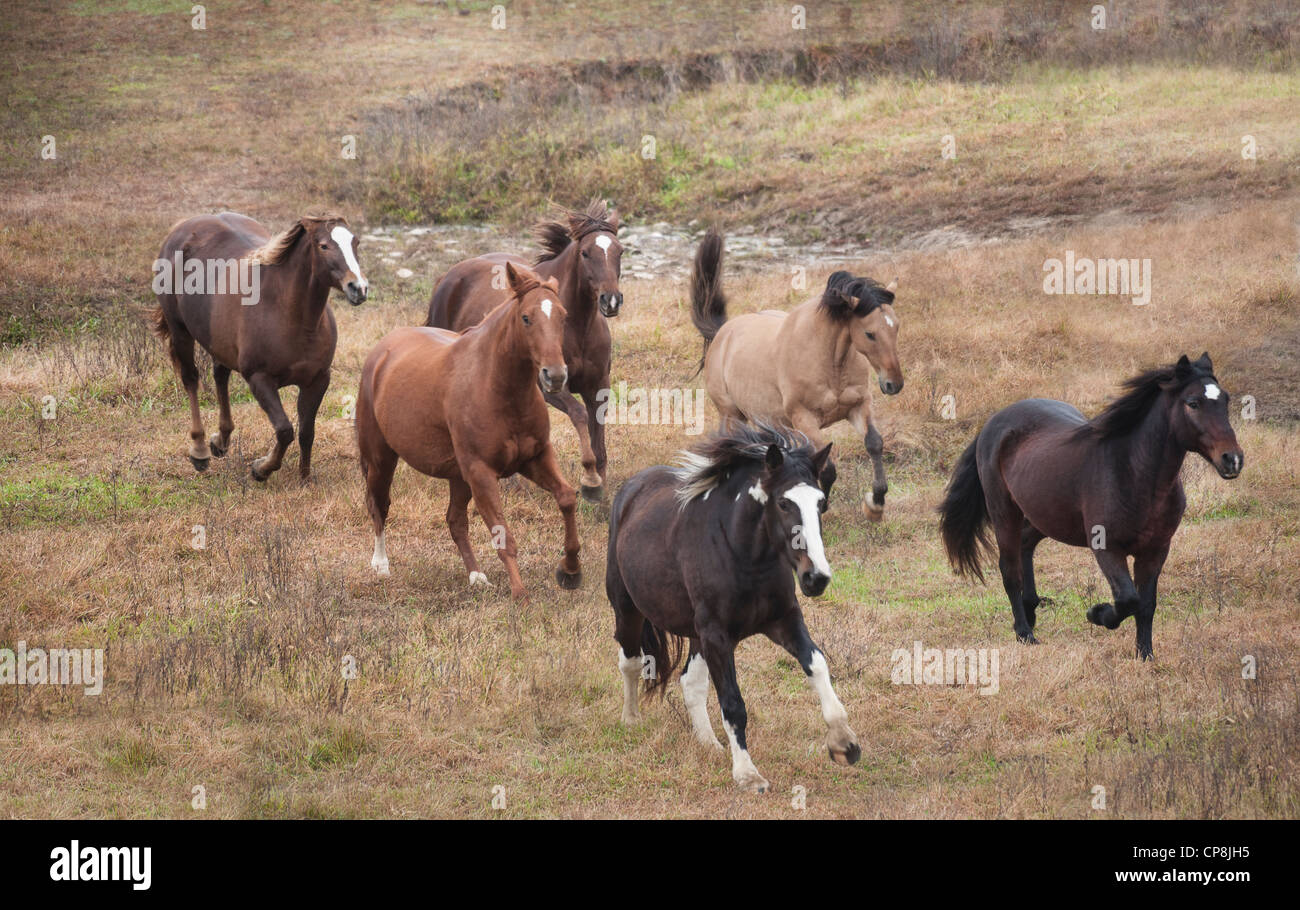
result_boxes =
[594,234,612,260]
[748,482,768,504]
[884,314,895,328]
[330,225,367,290]
[783,482,831,578]
[1204,383,1221,400]
[540,298,553,319]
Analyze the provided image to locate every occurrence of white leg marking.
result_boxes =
[723,719,768,793]
[783,482,831,578]
[468,570,489,586]
[809,650,859,762]
[371,532,390,576]
[618,648,642,724]
[680,653,722,749]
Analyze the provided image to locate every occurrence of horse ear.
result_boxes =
[1174,354,1192,378]
[1196,351,1213,371]
[505,262,524,293]
[764,444,784,471]
[607,209,620,231]
[885,278,898,293]
[812,442,833,476]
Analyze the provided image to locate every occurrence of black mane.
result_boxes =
[1074,358,1215,440]
[819,271,894,321]
[534,199,618,264]
[673,421,814,505]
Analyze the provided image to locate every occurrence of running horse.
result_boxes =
[151,211,368,481]
[358,263,581,599]
[607,422,859,793]
[690,229,904,519]
[938,353,1244,660]
[426,201,623,501]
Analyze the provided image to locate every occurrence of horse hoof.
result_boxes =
[208,435,226,457]
[1086,605,1108,626]
[250,465,270,483]
[735,772,770,794]
[830,742,861,766]
[580,484,604,503]
[1017,632,1040,645]
[863,502,884,522]
[189,455,210,473]
[555,567,582,590]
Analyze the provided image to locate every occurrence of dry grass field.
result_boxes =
[1,1,1298,819]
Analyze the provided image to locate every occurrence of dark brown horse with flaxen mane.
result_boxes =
[151,211,368,481]
[938,353,1243,660]
[425,200,623,501]
[359,263,581,600]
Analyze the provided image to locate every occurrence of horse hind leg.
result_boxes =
[1020,523,1046,631]
[989,498,1037,644]
[607,570,645,725]
[164,328,212,472]
[209,363,234,457]
[358,425,398,577]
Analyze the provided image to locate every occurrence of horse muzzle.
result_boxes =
[798,568,830,597]
[598,292,623,318]
[344,278,368,306]
[1215,449,1244,479]
[878,375,903,396]
[540,365,568,394]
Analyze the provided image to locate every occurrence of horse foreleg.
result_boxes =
[580,382,609,491]
[246,373,293,482]
[463,461,526,599]
[699,635,766,793]
[210,363,234,457]
[765,610,860,766]
[849,404,887,520]
[1087,549,1141,638]
[295,369,330,481]
[788,407,836,502]
[1131,547,1168,661]
[519,446,582,589]
[446,476,487,587]
[680,641,722,749]
[544,388,601,501]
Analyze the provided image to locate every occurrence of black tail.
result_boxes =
[689,228,727,375]
[938,438,991,583]
[640,619,685,700]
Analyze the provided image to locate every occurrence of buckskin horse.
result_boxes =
[426,200,623,501]
[690,229,904,519]
[151,211,368,481]
[938,353,1244,660]
[606,422,860,793]
[358,263,581,600]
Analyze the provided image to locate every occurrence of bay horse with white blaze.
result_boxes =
[426,201,623,501]
[151,211,368,481]
[358,263,581,600]
[938,353,1244,660]
[607,422,859,793]
[690,229,904,518]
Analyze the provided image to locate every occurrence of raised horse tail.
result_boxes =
[938,438,992,583]
[689,228,727,375]
[640,618,685,700]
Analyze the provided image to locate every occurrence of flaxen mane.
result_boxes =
[673,421,812,507]
[534,200,619,264]
[819,271,894,321]
[250,213,349,266]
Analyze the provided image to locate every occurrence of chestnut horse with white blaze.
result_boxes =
[357,263,581,600]
[690,229,904,518]
[151,211,368,481]
[426,201,623,501]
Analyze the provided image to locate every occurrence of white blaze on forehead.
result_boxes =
[541,298,554,319]
[783,482,831,578]
[1204,383,1221,400]
[330,226,366,286]
[594,234,612,259]
[884,314,895,328]
[748,482,768,504]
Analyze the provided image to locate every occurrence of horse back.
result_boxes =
[608,466,697,635]
[427,254,526,331]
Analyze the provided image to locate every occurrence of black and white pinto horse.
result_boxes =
[605,423,860,792]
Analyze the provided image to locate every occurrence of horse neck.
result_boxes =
[471,303,537,399]
[265,242,331,326]
[718,473,784,569]
[545,242,597,329]
[1108,398,1187,496]
[793,302,855,372]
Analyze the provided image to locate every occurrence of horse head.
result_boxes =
[820,273,903,395]
[506,262,568,393]
[1164,352,1244,479]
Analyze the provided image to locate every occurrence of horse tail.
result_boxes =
[938,437,991,583]
[640,618,685,700]
[689,228,727,375]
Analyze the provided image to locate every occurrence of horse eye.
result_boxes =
[319,242,329,250]
[865,332,876,341]
[522,314,532,326]
[1187,399,1200,410]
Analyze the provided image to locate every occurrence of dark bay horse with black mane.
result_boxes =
[152,211,368,481]
[359,263,581,600]
[426,201,623,501]
[938,353,1243,660]
[607,422,859,793]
